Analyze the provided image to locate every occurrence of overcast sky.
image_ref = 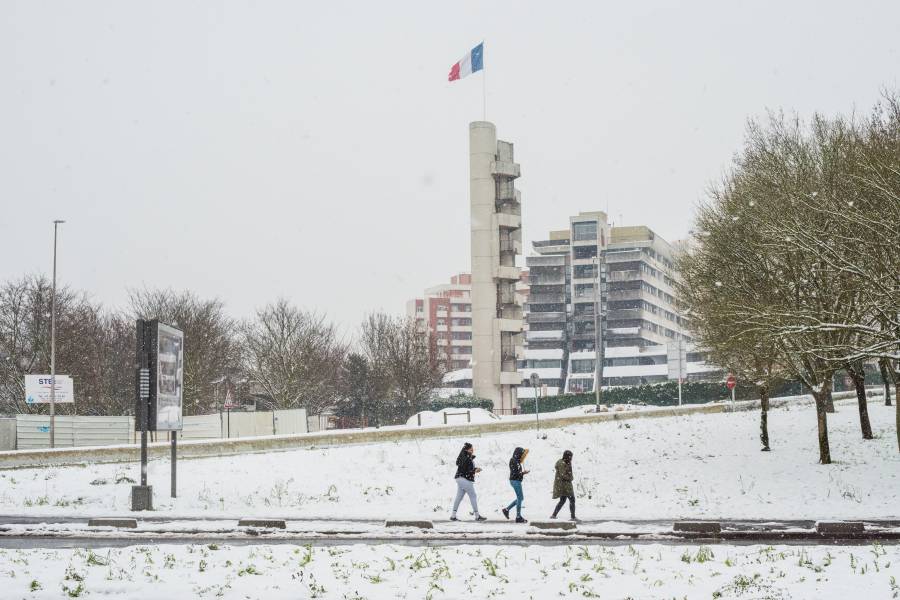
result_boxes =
[2,0,898,330]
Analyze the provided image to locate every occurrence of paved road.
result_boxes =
[0,514,897,549]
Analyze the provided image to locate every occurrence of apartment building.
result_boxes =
[407,273,474,372]
[520,212,717,397]
[409,271,529,394]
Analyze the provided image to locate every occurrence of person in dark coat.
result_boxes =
[551,450,576,520]
[451,442,486,521]
[501,447,529,523]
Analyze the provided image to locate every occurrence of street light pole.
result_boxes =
[49,219,65,448]
[529,372,541,437]
[592,257,603,410]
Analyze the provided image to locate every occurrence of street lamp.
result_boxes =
[49,219,65,448]
[529,372,541,436]
[592,256,605,410]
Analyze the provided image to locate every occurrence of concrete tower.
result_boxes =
[469,121,524,411]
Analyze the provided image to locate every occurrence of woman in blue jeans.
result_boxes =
[501,447,529,523]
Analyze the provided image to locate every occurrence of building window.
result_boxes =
[572,221,598,241]
[573,264,598,279]
[574,245,598,260]
[451,332,472,340]
[451,318,472,326]
[569,379,594,393]
[571,359,595,373]
[574,283,596,299]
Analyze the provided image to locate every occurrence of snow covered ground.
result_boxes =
[1,541,897,599]
[0,400,896,520]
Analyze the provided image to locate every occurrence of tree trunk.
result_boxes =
[759,384,770,451]
[811,380,832,464]
[892,366,900,453]
[846,363,873,440]
[879,358,892,407]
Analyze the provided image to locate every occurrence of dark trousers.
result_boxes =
[552,495,575,518]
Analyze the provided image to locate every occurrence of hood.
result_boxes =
[563,450,573,463]
[512,447,528,462]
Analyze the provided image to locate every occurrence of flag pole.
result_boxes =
[482,66,486,120]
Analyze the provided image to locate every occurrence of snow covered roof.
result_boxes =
[443,369,472,383]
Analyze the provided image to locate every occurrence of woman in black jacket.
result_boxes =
[501,447,529,523]
[450,442,486,521]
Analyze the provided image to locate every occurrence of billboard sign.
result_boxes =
[152,322,184,431]
[667,341,687,381]
[24,374,74,404]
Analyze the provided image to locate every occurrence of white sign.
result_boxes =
[155,322,184,431]
[666,341,687,381]
[24,375,75,404]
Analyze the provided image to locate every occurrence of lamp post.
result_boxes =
[49,219,65,448]
[529,372,541,436]
[592,256,604,410]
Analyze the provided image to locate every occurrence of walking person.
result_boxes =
[501,447,529,523]
[450,442,486,521]
[550,450,577,521]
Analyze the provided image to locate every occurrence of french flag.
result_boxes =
[448,42,484,82]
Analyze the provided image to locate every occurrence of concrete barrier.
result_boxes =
[385,520,434,529]
[0,391,872,470]
[674,521,722,535]
[238,519,287,529]
[530,520,577,530]
[816,521,865,535]
[88,518,137,528]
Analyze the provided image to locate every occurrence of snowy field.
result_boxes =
[1,542,897,599]
[0,400,896,520]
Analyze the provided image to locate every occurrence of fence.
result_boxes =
[9,408,309,451]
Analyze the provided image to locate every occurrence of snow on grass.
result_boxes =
[0,542,897,599]
[0,401,896,520]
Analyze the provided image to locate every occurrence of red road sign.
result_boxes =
[725,375,737,390]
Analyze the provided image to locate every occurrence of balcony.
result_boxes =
[526,330,565,341]
[530,273,566,285]
[606,250,643,263]
[528,292,565,304]
[500,371,524,385]
[491,160,521,179]
[500,239,522,254]
[501,345,525,361]
[527,254,567,267]
[607,270,642,282]
[495,265,520,281]
[608,308,642,321]
[527,311,566,323]
[496,212,522,230]
[498,318,523,333]
[499,287,523,306]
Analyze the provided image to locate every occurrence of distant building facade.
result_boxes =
[520,212,717,397]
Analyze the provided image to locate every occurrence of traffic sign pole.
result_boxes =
[726,374,737,408]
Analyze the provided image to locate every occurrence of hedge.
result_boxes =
[516,379,805,415]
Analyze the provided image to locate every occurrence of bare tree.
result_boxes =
[128,287,241,415]
[358,311,446,424]
[241,299,345,415]
[0,275,114,415]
